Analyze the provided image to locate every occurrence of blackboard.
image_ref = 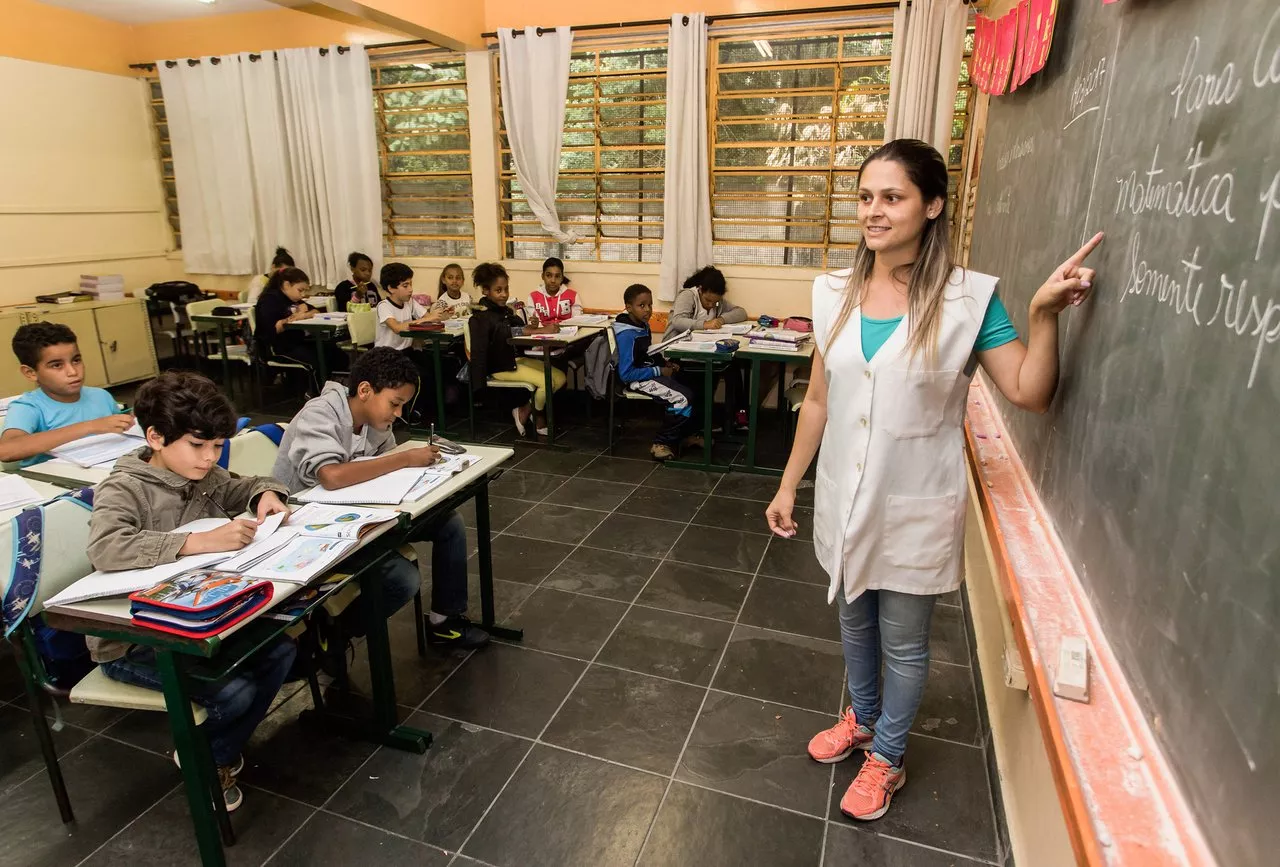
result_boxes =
[967,1,1279,864]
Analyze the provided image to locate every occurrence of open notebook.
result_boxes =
[49,422,145,468]
[295,453,479,505]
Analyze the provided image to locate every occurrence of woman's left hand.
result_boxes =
[1030,232,1104,316]
[256,491,291,523]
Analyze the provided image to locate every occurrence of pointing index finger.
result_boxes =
[1066,232,1105,269]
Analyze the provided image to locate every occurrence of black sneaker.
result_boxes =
[426,615,491,649]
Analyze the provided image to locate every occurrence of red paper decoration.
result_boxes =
[971,0,1059,95]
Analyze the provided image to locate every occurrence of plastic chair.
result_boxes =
[604,327,661,454]
[225,424,287,476]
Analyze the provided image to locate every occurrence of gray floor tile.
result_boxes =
[597,607,734,687]
[541,547,661,602]
[270,812,451,866]
[637,561,751,620]
[504,588,628,660]
[714,625,844,714]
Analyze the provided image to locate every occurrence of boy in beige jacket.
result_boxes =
[85,371,294,814]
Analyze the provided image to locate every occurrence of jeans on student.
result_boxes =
[414,509,468,616]
[102,638,297,767]
[354,510,468,625]
[838,589,938,766]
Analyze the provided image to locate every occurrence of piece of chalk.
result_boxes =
[1054,636,1090,703]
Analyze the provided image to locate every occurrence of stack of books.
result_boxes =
[79,274,126,300]
[747,328,812,352]
[129,570,275,639]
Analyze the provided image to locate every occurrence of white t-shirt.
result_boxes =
[376,298,428,350]
[433,291,473,317]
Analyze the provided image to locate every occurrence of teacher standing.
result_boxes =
[766,139,1102,822]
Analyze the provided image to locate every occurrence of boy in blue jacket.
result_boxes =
[612,283,697,461]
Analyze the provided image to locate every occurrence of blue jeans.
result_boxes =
[414,510,468,616]
[102,638,297,767]
[839,589,938,766]
[361,510,467,621]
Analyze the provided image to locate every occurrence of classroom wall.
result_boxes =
[0,0,133,76]
[963,477,1075,867]
[482,0,890,31]
[0,56,175,308]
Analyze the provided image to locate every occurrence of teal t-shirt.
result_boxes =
[861,293,1018,362]
[1,386,118,467]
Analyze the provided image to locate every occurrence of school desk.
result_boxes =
[662,333,814,475]
[189,312,249,400]
[285,317,349,384]
[506,325,605,448]
[0,477,71,522]
[405,325,464,437]
[17,457,115,488]
[41,443,516,867]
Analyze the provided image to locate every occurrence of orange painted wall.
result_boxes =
[0,0,132,76]
[353,1,486,48]
[129,9,403,64]
[483,0,891,32]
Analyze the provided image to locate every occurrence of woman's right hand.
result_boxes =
[765,487,798,538]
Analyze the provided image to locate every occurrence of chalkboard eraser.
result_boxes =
[1054,636,1090,703]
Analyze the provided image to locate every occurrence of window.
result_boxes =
[147,78,180,250]
[373,54,475,258]
[496,41,667,262]
[709,28,975,269]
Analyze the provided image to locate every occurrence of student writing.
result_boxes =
[669,266,752,432]
[253,265,342,394]
[271,348,490,649]
[766,138,1101,822]
[85,372,296,814]
[0,323,133,466]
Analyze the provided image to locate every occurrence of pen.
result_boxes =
[202,491,234,520]
[429,422,434,445]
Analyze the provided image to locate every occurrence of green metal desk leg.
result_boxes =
[358,558,431,753]
[475,480,523,641]
[311,331,329,384]
[542,354,555,443]
[216,321,232,400]
[430,337,447,429]
[156,650,229,867]
[744,357,761,471]
[14,635,73,823]
[701,361,714,467]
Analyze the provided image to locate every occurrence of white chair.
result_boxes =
[225,425,287,477]
[2,492,211,827]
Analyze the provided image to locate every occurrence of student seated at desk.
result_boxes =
[85,371,296,814]
[245,246,295,306]
[469,262,565,437]
[671,266,751,433]
[614,284,698,461]
[377,263,445,422]
[334,251,380,312]
[0,322,134,467]
[432,263,473,317]
[527,257,582,326]
[253,265,344,394]
[272,347,490,649]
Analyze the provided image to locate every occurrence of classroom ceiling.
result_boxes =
[37,0,278,25]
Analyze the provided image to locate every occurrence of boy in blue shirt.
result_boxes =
[612,283,697,461]
[0,322,133,466]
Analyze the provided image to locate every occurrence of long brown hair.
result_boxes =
[825,139,956,363]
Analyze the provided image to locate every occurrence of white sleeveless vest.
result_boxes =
[811,266,997,604]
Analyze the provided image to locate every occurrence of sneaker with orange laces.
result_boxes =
[840,751,905,821]
[807,706,874,763]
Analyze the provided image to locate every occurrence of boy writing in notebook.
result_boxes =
[0,322,133,466]
[85,371,296,814]
[272,347,489,649]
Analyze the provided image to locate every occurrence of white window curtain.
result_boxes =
[659,13,712,303]
[884,0,968,154]
[498,26,580,244]
[159,46,381,284]
[159,58,257,275]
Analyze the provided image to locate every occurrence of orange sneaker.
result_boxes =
[839,752,905,821]
[807,706,874,763]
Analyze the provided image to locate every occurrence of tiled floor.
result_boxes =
[0,412,1004,867]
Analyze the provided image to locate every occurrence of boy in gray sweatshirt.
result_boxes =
[273,347,489,648]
